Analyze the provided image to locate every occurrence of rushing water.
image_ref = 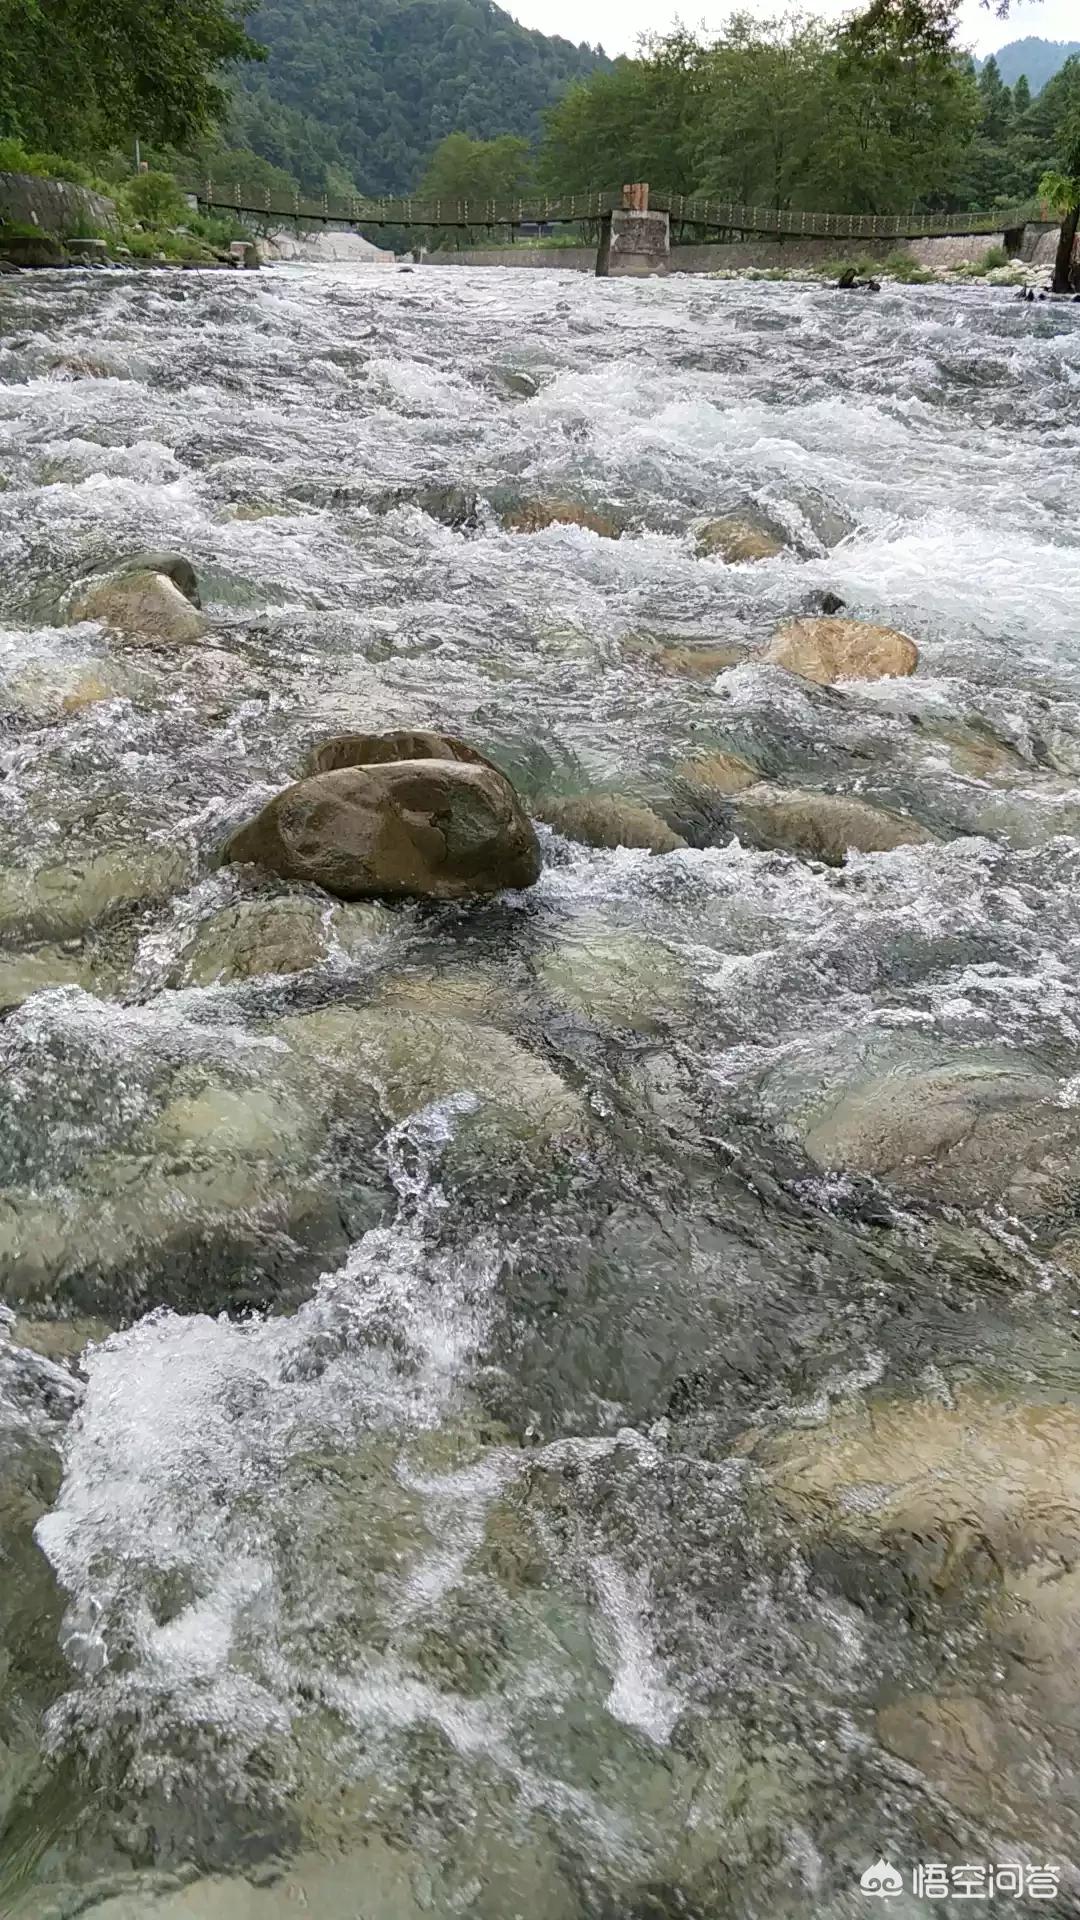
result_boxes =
[1,261,1080,1918]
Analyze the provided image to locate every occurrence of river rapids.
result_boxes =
[1,261,1080,1918]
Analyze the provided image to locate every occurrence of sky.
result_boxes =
[505,0,1080,60]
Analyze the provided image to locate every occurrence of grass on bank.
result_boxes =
[0,155,253,263]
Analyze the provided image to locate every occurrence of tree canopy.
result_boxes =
[539,11,1080,217]
[0,0,259,155]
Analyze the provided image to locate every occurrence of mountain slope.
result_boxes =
[984,37,1080,94]
[235,0,610,195]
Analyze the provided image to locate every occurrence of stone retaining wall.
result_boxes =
[0,171,118,237]
[427,246,596,270]
[425,232,1011,275]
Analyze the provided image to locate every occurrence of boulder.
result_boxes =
[649,642,748,678]
[0,846,190,941]
[69,567,205,647]
[501,499,621,540]
[792,1050,1080,1215]
[0,234,67,268]
[166,893,394,988]
[534,794,686,855]
[696,517,784,563]
[225,760,541,901]
[765,617,918,685]
[675,750,760,796]
[276,1004,583,1141]
[305,729,500,778]
[118,550,202,607]
[730,785,935,865]
[539,929,686,1030]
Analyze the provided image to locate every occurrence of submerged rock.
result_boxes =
[0,941,119,1011]
[226,761,541,902]
[675,749,760,796]
[534,793,686,854]
[771,1042,1080,1217]
[0,846,190,941]
[69,566,205,648]
[648,641,748,678]
[501,498,621,539]
[539,928,687,1030]
[166,892,394,988]
[912,714,1030,782]
[118,551,202,607]
[696,517,784,563]
[276,1004,584,1141]
[765,617,918,685]
[751,1384,1080,1566]
[731,785,936,865]
[372,482,479,530]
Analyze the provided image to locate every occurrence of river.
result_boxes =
[1,261,1080,1918]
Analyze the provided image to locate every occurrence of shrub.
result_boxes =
[121,171,186,229]
[981,244,1008,270]
[883,250,934,284]
[0,138,95,185]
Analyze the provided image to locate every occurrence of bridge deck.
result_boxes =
[187,179,1043,242]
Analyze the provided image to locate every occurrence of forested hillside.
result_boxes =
[231,0,608,195]
[985,37,1080,94]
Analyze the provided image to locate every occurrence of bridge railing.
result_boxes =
[183,177,1046,240]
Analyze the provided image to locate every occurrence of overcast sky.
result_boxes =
[507,0,1080,61]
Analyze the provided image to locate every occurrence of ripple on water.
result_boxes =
[1,265,1080,1915]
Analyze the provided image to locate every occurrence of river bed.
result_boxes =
[1,261,1080,1917]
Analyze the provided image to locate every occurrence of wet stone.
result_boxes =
[695,516,784,563]
[226,762,541,902]
[765,617,919,685]
[0,847,191,941]
[730,784,937,865]
[165,893,393,987]
[68,569,206,648]
[534,793,686,854]
[500,498,622,539]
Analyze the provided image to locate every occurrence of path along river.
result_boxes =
[1,263,1080,1918]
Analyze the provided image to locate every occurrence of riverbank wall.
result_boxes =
[426,231,1014,274]
[0,171,118,236]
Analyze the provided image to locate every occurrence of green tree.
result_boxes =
[694,14,835,209]
[541,38,701,199]
[827,0,980,211]
[0,0,260,156]
[1012,72,1031,115]
[421,131,536,205]
[1039,104,1080,289]
[977,54,1012,139]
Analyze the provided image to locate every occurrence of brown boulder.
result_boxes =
[733,785,934,865]
[226,761,541,901]
[765,617,918,685]
[696,517,783,563]
[534,793,686,854]
[675,749,759,796]
[650,643,747,678]
[70,568,205,647]
[306,729,499,778]
[502,499,621,539]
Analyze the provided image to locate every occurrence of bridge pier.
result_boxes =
[596,185,669,278]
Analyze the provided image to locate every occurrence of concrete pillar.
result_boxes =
[596,183,670,277]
